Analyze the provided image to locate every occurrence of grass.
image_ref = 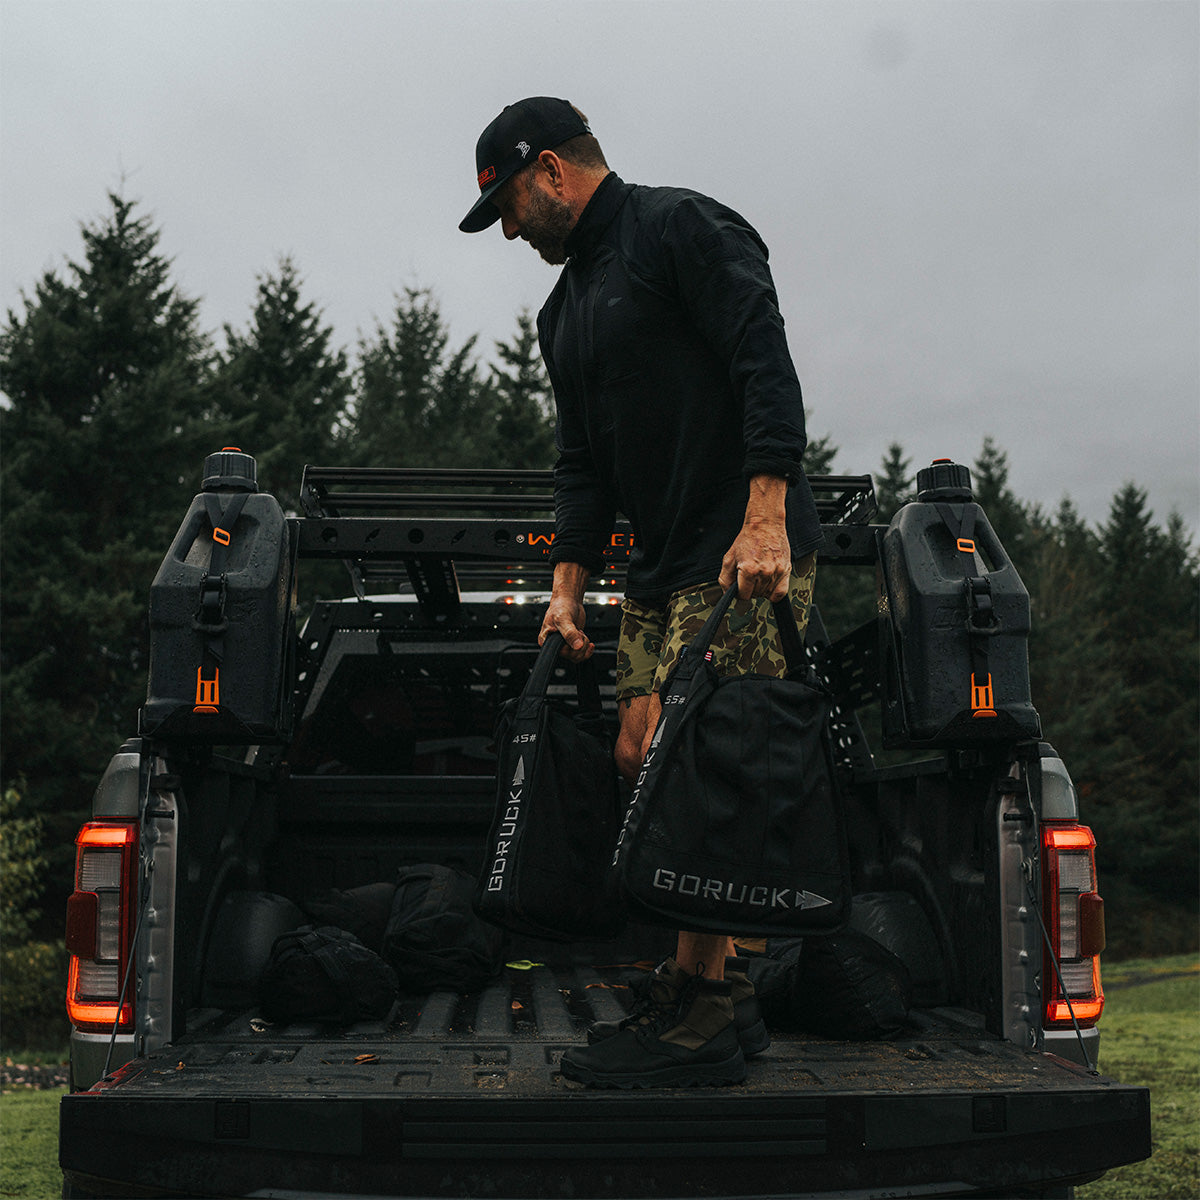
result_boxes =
[1,957,1195,1199]
[0,1088,64,1199]
[1076,953,1200,1200]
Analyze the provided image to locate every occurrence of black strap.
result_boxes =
[192,492,249,711]
[936,502,998,715]
[684,581,807,678]
[519,631,603,719]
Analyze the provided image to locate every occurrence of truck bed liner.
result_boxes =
[85,962,1120,1098]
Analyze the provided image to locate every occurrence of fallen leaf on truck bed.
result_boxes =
[354,1054,379,1064]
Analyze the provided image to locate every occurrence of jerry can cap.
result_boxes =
[202,447,258,493]
[917,459,973,502]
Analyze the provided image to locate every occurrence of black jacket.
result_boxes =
[539,173,823,605]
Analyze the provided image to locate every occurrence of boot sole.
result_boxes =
[560,1049,747,1090]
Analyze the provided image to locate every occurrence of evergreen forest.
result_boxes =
[1,194,1196,1043]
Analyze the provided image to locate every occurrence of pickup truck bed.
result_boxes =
[62,959,1148,1199]
[60,465,1152,1200]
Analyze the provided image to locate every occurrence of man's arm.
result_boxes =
[538,560,595,661]
[719,474,791,602]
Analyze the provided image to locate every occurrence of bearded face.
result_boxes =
[517,178,576,265]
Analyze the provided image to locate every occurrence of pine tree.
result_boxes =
[217,257,351,513]
[1025,499,1127,798]
[490,310,556,469]
[348,287,493,467]
[972,436,1029,560]
[874,442,913,524]
[0,193,215,864]
[802,428,837,477]
[1085,484,1200,900]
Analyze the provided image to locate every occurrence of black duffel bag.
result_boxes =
[613,583,850,937]
[473,632,626,941]
[385,864,505,992]
[259,925,398,1024]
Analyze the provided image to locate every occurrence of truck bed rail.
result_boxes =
[295,466,880,611]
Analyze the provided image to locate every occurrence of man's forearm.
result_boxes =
[550,560,591,602]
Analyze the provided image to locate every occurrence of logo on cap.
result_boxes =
[516,141,531,158]
[477,166,496,190]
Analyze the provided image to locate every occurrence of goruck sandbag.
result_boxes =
[793,931,914,1039]
[301,882,398,951]
[258,925,398,1024]
[384,864,505,992]
[614,584,850,936]
[474,631,625,941]
[739,932,913,1040]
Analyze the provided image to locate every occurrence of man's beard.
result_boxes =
[521,185,575,265]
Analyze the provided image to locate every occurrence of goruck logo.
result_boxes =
[487,756,525,892]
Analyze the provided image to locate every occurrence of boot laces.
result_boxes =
[618,963,682,1030]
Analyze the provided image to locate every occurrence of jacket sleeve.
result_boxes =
[537,305,616,574]
[659,195,808,484]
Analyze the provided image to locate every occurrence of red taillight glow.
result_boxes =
[65,821,138,1031]
[1041,821,1105,1028]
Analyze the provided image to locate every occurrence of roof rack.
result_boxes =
[294,466,879,616]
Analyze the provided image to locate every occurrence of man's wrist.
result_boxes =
[745,474,789,522]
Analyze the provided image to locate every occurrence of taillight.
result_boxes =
[1041,822,1105,1028]
[65,821,138,1031]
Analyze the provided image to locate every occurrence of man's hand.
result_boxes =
[719,475,791,602]
[539,562,595,661]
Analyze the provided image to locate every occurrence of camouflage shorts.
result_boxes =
[614,553,818,701]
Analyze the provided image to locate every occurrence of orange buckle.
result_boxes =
[194,667,220,713]
[970,672,996,717]
[957,538,976,554]
[212,527,232,546]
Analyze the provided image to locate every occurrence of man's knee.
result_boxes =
[614,725,643,783]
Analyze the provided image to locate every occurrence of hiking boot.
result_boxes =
[587,956,770,1058]
[562,974,746,1089]
[585,957,689,1044]
[725,956,770,1058]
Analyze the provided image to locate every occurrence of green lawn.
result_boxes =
[3,956,1196,1199]
[0,1088,64,1200]
[1076,953,1200,1200]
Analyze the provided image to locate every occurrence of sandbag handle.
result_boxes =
[684,582,807,677]
[519,631,603,717]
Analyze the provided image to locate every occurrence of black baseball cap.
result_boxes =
[459,97,590,233]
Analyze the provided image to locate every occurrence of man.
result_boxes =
[461,97,823,1087]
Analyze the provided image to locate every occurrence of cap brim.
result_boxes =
[459,197,500,233]
[460,179,505,233]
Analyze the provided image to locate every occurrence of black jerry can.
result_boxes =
[879,460,1041,749]
[140,450,295,744]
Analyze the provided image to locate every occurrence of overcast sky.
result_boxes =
[3,0,1196,532]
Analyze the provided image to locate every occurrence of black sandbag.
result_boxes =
[302,882,398,951]
[383,864,505,993]
[793,931,914,1039]
[259,925,398,1025]
[739,931,913,1039]
[740,941,804,1028]
[475,632,625,941]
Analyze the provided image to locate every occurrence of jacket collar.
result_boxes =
[565,172,631,261]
